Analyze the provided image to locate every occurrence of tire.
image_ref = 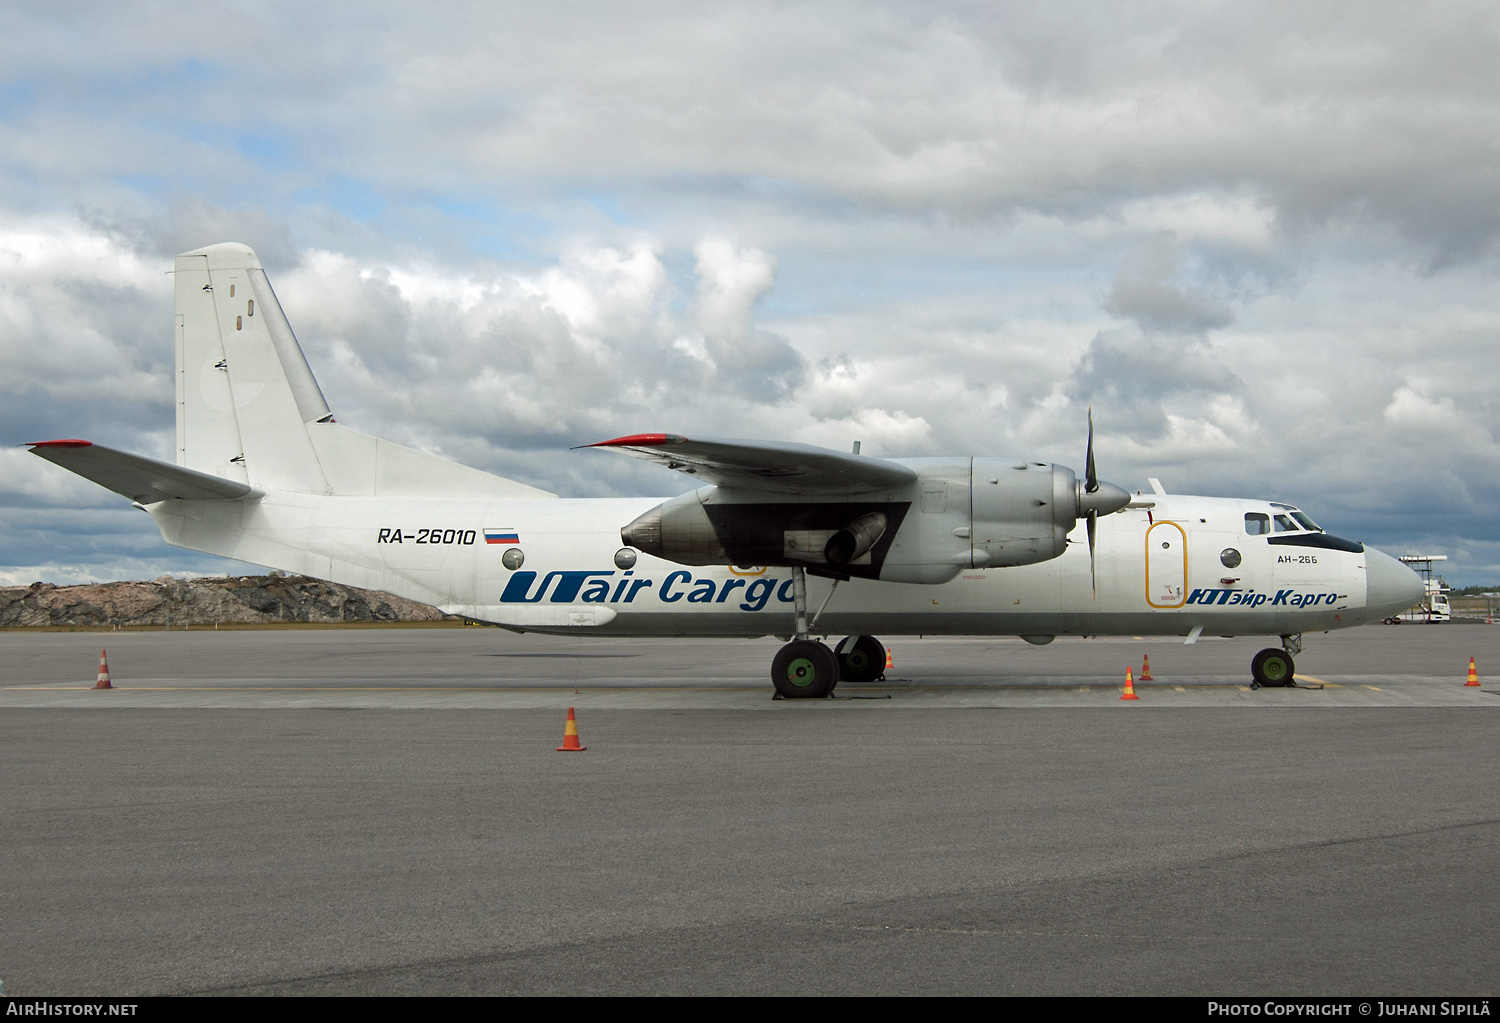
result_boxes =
[1251,647,1295,687]
[772,640,839,698]
[834,634,886,684]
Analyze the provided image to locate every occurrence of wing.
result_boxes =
[580,434,916,495]
[27,440,262,503]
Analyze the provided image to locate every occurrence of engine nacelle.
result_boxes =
[620,490,726,566]
[619,457,1129,583]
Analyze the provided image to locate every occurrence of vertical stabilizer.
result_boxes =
[172,242,558,501]
[175,243,330,494]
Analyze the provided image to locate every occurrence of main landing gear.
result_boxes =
[771,567,887,699]
[1250,633,1302,688]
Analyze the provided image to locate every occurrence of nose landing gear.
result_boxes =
[1251,634,1301,688]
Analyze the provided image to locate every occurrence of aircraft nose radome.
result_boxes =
[1365,547,1424,620]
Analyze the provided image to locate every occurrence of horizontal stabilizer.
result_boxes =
[582,434,917,495]
[27,440,261,504]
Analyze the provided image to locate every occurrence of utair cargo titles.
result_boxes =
[502,568,795,610]
[1185,588,1344,608]
[26,242,1427,699]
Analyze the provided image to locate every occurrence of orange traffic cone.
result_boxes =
[1140,655,1153,681]
[556,707,586,751]
[94,649,113,690]
[1121,666,1139,700]
[885,647,894,670]
[1466,657,1480,687]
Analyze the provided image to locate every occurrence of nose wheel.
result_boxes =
[1251,647,1295,687]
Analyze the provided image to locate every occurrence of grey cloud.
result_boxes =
[84,198,300,271]
[1104,233,1234,334]
[1070,327,1239,420]
[2,4,1497,258]
[701,329,805,405]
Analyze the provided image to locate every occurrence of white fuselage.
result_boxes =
[149,489,1384,640]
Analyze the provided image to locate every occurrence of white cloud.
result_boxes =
[1383,385,1461,431]
[693,240,776,341]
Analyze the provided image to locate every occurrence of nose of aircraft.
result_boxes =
[1365,546,1424,621]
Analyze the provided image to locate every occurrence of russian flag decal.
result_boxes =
[484,528,520,545]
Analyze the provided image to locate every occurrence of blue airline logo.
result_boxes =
[501,570,795,612]
[1186,588,1341,608]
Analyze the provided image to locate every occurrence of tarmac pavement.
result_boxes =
[1,625,1496,995]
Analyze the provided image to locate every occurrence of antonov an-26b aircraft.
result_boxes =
[28,244,1424,697]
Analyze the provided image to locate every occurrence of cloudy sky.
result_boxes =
[2,1,1498,584]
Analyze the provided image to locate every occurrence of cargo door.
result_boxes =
[1146,521,1187,608]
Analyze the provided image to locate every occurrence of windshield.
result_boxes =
[1273,514,1297,532]
[1290,511,1322,532]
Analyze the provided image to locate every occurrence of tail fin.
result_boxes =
[173,243,554,499]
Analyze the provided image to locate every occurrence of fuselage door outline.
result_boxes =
[1146,520,1188,608]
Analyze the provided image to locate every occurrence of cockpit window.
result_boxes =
[1245,513,1270,535]
[1291,511,1322,532]
[1273,514,1297,532]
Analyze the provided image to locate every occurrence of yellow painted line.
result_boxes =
[1362,684,1383,691]
[1174,686,1186,692]
[1297,675,1333,686]
[1236,685,1252,692]
[1079,685,1090,692]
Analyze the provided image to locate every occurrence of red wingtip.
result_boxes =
[27,439,93,448]
[587,433,689,448]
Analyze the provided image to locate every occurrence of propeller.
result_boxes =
[1085,407,1098,594]
[1074,407,1129,596]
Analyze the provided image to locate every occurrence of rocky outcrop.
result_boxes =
[0,574,452,627]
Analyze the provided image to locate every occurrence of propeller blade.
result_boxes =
[1085,406,1098,494]
[1087,509,1098,594]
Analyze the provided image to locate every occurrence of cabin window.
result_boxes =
[229,284,235,297]
[501,548,525,570]
[1221,548,1242,568]
[1273,514,1297,532]
[247,300,254,317]
[236,315,242,330]
[1245,513,1269,535]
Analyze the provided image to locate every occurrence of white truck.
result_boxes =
[1389,555,1451,623]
